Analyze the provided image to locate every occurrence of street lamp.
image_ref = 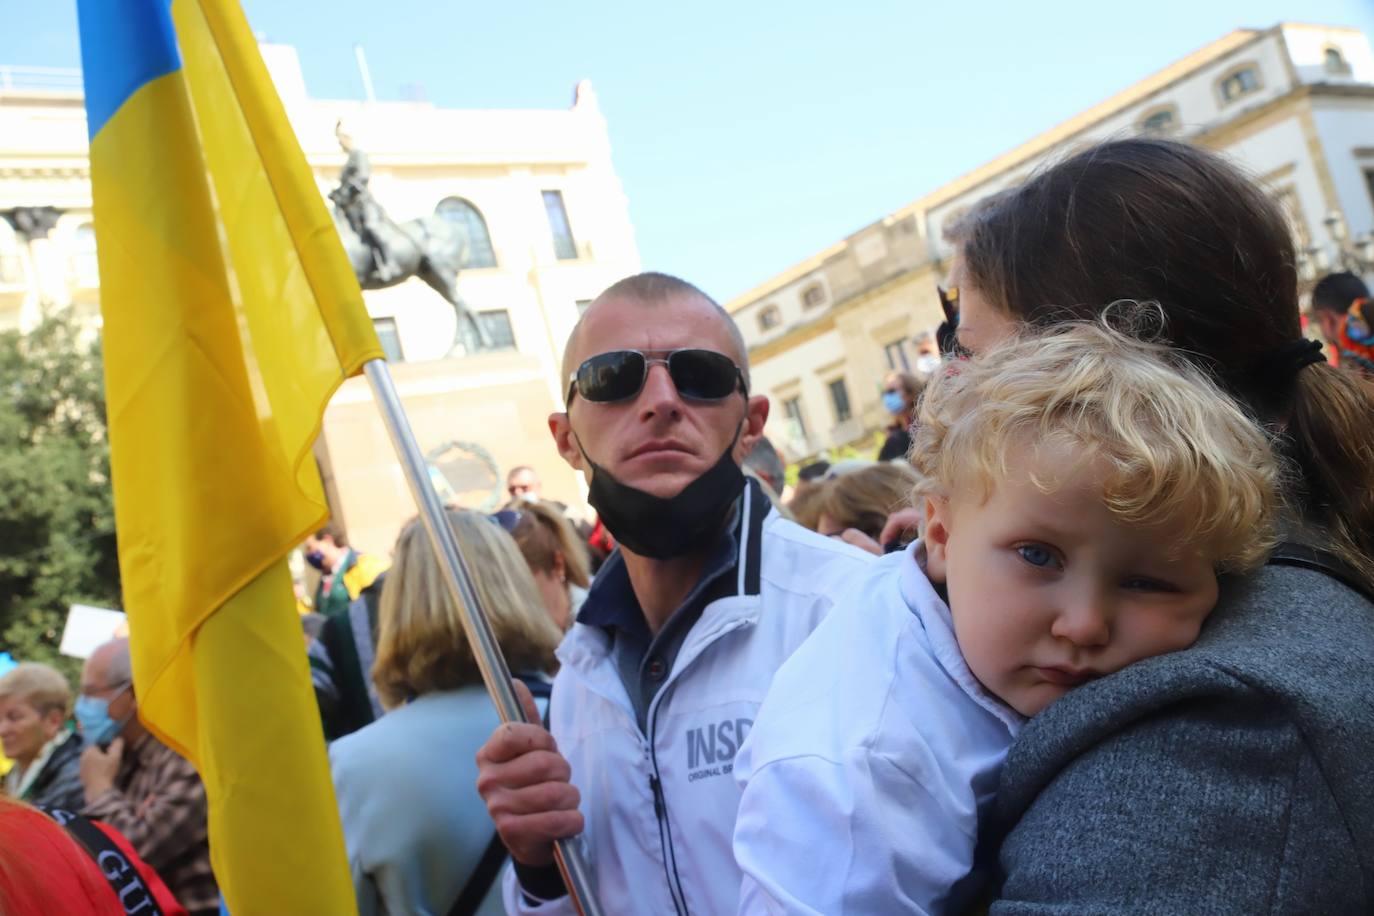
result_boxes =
[1298,210,1374,282]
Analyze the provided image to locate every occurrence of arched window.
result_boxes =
[1217,64,1261,104]
[0,219,25,286]
[1324,47,1352,77]
[1138,105,1178,136]
[435,198,496,269]
[71,223,100,287]
[758,304,781,332]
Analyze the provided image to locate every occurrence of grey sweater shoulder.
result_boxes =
[991,563,1374,915]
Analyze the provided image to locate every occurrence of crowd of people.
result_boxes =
[3,136,1374,915]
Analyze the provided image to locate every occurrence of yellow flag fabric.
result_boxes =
[76,0,382,911]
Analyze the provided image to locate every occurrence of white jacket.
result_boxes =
[733,543,1023,915]
[504,481,876,916]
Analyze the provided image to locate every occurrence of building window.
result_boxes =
[758,304,781,331]
[1365,168,1374,213]
[1217,65,1261,104]
[828,377,852,424]
[801,283,826,309]
[478,309,517,350]
[373,317,405,362]
[0,221,24,286]
[1324,47,1352,77]
[435,197,497,268]
[542,190,578,261]
[1138,106,1177,136]
[575,299,593,315]
[884,337,911,373]
[782,396,807,441]
[71,223,100,286]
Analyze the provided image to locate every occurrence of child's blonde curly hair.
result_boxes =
[910,314,1281,573]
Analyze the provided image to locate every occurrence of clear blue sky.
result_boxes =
[5,1,1373,301]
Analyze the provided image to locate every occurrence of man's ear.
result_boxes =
[548,412,583,472]
[734,395,770,464]
[922,495,952,583]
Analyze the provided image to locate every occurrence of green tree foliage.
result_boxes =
[0,308,119,679]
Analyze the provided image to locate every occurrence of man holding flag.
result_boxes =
[74,0,383,912]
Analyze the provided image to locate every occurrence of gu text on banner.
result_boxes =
[74,0,383,912]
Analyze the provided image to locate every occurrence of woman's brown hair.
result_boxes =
[956,137,1374,587]
[511,501,591,589]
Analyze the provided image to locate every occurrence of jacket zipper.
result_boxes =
[648,699,690,916]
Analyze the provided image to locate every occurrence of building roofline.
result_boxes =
[1275,21,1367,35]
[725,241,846,313]
[729,25,1295,311]
[890,27,1267,218]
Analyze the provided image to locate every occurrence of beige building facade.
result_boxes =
[729,22,1374,464]
[0,47,640,554]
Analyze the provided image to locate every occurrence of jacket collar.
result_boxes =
[560,479,773,672]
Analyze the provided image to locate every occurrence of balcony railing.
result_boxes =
[0,65,84,94]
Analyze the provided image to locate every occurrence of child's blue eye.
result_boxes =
[1017,545,1059,569]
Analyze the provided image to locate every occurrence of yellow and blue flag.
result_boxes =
[76,0,382,911]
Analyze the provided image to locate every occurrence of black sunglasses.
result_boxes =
[567,348,747,404]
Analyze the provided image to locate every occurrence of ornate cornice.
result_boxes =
[3,205,63,239]
[0,165,90,180]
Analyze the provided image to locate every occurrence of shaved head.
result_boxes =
[562,272,750,395]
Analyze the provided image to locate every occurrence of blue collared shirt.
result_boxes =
[578,502,741,734]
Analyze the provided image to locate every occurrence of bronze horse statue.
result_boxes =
[330,189,491,355]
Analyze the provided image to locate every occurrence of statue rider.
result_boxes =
[332,120,398,282]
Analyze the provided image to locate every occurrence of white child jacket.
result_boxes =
[503,481,876,916]
[733,542,1024,915]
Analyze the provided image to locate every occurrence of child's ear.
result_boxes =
[922,495,952,583]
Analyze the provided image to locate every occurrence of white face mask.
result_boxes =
[518,490,539,505]
[915,353,941,375]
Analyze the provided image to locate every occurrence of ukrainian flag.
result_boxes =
[76,0,381,912]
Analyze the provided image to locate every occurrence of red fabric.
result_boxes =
[0,799,123,916]
[589,515,616,553]
[93,821,191,916]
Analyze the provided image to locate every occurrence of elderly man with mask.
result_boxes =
[77,638,218,915]
[475,272,874,915]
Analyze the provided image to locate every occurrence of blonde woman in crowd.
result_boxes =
[0,663,84,811]
[329,508,562,916]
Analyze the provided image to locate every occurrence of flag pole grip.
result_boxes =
[363,359,604,916]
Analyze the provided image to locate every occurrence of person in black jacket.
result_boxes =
[876,371,924,462]
[308,574,387,742]
[0,662,85,810]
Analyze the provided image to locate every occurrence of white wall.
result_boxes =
[1312,103,1374,241]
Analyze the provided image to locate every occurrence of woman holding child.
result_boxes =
[734,138,1374,913]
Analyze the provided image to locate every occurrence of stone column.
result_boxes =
[6,206,66,330]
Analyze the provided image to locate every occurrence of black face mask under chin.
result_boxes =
[576,425,745,560]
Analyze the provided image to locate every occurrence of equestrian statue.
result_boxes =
[330,120,491,354]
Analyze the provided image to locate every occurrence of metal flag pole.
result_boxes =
[363,358,604,916]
